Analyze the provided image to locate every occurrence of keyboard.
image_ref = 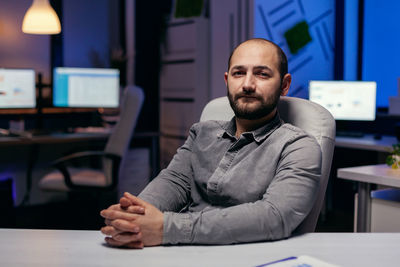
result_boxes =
[0,128,64,138]
[0,128,23,137]
[25,129,55,136]
[73,127,112,133]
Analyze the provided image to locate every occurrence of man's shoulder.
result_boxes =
[275,122,320,147]
[279,122,307,135]
[191,120,230,132]
[187,120,232,141]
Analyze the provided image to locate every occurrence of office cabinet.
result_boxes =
[159,0,253,167]
[159,17,210,168]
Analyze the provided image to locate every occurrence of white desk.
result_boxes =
[0,131,159,205]
[0,229,399,267]
[335,134,397,152]
[337,164,400,232]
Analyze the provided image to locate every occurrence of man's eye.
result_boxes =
[232,71,245,76]
[256,72,269,78]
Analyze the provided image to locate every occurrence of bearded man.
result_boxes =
[100,38,322,248]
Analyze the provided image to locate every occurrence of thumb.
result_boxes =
[119,197,132,209]
[124,192,147,207]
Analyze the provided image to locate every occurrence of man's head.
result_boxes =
[225,38,291,120]
[227,38,288,80]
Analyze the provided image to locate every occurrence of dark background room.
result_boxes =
[0,0,400,234]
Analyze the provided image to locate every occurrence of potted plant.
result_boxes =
[387,144,400,169]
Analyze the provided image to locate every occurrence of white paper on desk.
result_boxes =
[255,255,340,267]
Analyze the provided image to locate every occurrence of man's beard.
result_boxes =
[227,87,281,120]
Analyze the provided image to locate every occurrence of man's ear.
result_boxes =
[280,73,292,96]
[224,72,228,86]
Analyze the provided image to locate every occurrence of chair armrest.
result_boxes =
[51,151,121,191]
[51,151,120,166]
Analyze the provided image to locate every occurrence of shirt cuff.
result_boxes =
[162,212,193,244]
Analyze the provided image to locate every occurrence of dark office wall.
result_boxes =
[0,1,121,99]
[0,0,51,83]
[62,0,119,68]
[134,0,172,132]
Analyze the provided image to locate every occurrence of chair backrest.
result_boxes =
[199,96,336,233]
[103,86,144,184]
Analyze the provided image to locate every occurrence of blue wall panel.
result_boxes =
[254,0,335,99]
[362,0,400,108]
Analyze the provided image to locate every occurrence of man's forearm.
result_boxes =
[138,127,196,212]
[162,199,307,245]
[138,169,191,212]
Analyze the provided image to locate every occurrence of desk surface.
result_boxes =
[338,164,400,188]
[0,229,399,267]
[3,132,394,151]
[0,132,110,147]
[0,131,159,146]
[335,134,398,152]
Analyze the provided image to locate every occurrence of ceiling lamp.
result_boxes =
[22,0,61,34]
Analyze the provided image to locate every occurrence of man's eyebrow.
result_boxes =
[253,65,272,72]
[230,65,273,72]
[231,65,246,70]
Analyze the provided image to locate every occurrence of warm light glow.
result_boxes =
[22,0,61,34]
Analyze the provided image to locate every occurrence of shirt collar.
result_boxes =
[221,112,283,143]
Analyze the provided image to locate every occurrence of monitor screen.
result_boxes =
[308,80,377,121]
[0,69,36,109]
[53,67,120,108]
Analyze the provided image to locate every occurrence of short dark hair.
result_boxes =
[227,38,288,79]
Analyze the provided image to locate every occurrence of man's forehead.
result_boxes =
[237,39,275,49]
[231,65,272,71]
[232,41,277,57]
[230,41,279,69]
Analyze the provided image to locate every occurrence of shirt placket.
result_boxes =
[206,134,253,204]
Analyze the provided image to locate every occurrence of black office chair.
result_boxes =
[39,86,144,194]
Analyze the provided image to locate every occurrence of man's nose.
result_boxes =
[242,74,255,92]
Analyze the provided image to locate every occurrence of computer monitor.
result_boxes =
[308,80,377,121]
[0,69,36,109]
[53,67,120,108]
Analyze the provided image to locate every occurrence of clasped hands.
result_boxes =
[100,192,164,249]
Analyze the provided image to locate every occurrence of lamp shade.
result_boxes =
[22,0,61,34]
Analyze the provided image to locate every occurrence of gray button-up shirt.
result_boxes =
[139,113,322,245]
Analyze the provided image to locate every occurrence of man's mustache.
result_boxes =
[234,92,263,101]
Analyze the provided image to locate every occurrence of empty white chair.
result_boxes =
[39,86,144,193]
